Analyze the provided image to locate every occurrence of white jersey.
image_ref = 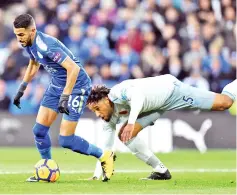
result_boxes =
[93,74,177,179]
[107,74,177,125]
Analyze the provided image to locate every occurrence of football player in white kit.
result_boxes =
[87,74,236,180]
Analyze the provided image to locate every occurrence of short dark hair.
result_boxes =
[13,14,34,28]
[87,85,110,105]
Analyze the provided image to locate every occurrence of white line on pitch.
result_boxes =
[0,168,236,174]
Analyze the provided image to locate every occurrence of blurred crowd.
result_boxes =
[0,0,236,114]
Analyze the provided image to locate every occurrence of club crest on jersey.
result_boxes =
[119,110,128,115]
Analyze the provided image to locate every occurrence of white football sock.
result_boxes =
[93,160,102,179]
[222,79,237,101]
[125,136,167,173]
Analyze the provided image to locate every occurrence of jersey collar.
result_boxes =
[29,31,38,49]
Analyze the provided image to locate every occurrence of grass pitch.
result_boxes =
[0,148,235,194]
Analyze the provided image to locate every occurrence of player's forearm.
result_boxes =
[63,66,80,95]
[23,62,39,83]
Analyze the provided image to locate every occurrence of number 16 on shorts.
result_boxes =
[68,95,84,114]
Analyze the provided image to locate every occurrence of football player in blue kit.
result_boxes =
[12,14,114,182]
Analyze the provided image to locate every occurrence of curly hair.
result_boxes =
[87,85,110,105]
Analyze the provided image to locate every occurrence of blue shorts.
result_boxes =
[41,80,91,121]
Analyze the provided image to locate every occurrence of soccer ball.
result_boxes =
[34,159,60,182]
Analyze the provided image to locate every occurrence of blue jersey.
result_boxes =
[25,31,91,88]
[24,31,91,121]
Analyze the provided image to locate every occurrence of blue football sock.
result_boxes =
[59,135,103,159]
[33,123,52,159]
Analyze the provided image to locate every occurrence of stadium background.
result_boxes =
[0,0,236,194]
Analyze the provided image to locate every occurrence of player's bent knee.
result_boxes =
[212,94,233,111]
[33,123,50,138]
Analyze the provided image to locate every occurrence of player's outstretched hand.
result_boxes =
[120,124,134,143]
[58,94,70,115]
[13,91,24,109]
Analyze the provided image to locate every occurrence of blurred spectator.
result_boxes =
[82,25,110,54]
[99,63,117,87]
[221,6,236,31]
[197,0,213,24]
[110,61,131,82]
[183,70,210,90]
[202,42,231,92]
[181,0,198,14]
[220,0,236,16]
[80,0,100,21]
[202,40,230,73]
[63,25,89,63]
[201,23,217,51]
[25,0,41,16]
[141,23,157,46]
[68,0,80,13]
[116,20,143,53]
[41,0,57,22]
[141,45,165,77]
[88,45,111,68]
[116,43,140,72]
[160,56,188,81]
[110,8,136,43]
[157,0,173,15]
[44,24,59,38]
[123,0,138,10]
[183,38,207,71]
[180,13,201,41]
[0,9,12,48]
[164,6,184,29]
[84,61,102,85]
[166,39,181,58]
[158,24,180,49]
[34,11,46,32]
[0,79,11,110]
[71,12,88,33]
[222,22,236,56]
[1,39,28,81]
[52,4,70,40]
[90,8,112,27]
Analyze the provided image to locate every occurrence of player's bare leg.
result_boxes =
[211,94,234,111]
[59,119,114,182]
[119,122,171,180]
[27,106,58,182]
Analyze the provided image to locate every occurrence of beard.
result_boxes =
[21,37,32,47]
[105,112,113,122]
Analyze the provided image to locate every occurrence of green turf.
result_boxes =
[0,148,235,194]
